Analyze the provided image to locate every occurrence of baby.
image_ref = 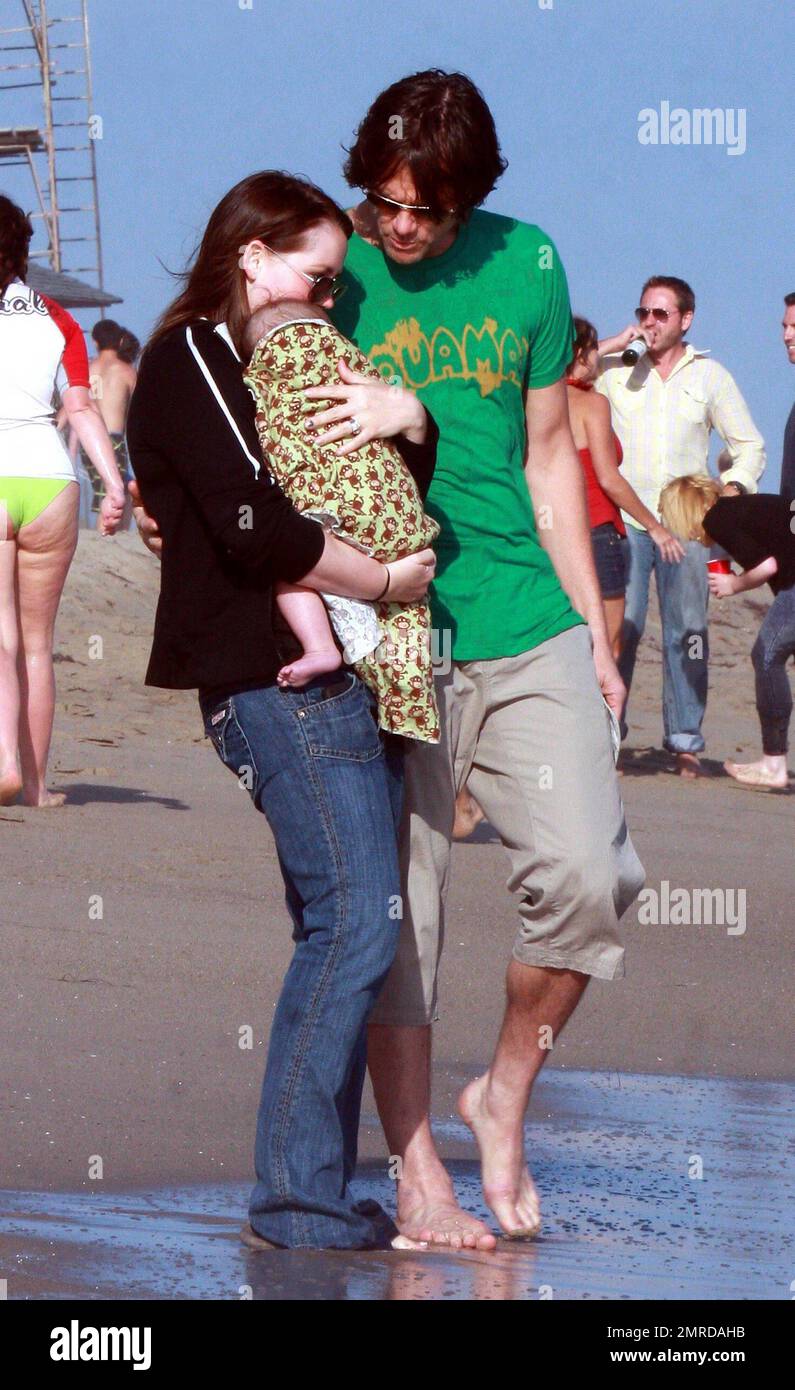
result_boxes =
[242,299,440,743]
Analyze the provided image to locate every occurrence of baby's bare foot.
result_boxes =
[277,649,343,689]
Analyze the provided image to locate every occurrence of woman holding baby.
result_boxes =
[126,171,438,1251]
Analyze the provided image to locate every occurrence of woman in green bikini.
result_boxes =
[0,196,125,807]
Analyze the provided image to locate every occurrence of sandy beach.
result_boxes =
[2,529,792,1204]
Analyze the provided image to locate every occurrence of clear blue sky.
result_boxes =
[5,0,792,485]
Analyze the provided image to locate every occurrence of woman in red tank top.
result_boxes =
[566,316,682,657]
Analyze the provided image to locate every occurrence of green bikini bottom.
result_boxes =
[0,477,74,532]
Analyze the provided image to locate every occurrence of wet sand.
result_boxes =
[3,1071,792,1300]
[2,532,794,1297]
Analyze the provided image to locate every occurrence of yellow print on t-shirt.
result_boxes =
[367,317,529,398]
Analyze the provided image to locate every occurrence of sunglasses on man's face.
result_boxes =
[635,306,677,324]
[365,189,447,222]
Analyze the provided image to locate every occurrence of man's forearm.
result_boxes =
[525,436,610,647]
[734,556,778,592]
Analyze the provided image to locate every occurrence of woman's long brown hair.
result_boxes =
[147,171,352,358]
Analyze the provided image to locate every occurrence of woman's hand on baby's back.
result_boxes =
[305,357,427,455]
[386,548,436,601]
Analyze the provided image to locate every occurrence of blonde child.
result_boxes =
[660,475,795,790]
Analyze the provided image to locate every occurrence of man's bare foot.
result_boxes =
[276,649,343,688]
[674,752,710,780]
[22,788,67,808]
[724,757,789,791]
[458,1074,541,1239]
[397,1182,497,1251]
[452,787,485,841]
[0,766,23,806]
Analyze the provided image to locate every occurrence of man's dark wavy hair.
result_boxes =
[343,69,508,222]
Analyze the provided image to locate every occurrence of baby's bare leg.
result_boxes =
[275,582,342,687]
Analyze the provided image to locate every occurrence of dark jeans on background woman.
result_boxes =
[200,669,404,1249]
[751,586,795,754]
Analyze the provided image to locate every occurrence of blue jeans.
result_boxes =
[619,527,709,753]
[751,586,795,754]
[199,670,404,1249]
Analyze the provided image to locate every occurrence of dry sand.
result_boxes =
[2,532,793,1194]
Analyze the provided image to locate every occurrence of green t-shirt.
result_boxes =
[333,209,584,660]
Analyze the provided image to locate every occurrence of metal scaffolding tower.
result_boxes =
[0,0,105,292]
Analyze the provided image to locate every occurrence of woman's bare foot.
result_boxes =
[458,1073,541,1239]
[724,757,789,791]
[452,787,485,841]
[0,764,23,806]
[22,787,67,808]
[674,752,710,779]
[396,1178,497,1251]
[276,649,343,689]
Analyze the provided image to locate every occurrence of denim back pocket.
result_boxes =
[293,674,383,762]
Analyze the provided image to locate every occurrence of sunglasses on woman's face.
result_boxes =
[635,306,676,324]
[261,244,346,303]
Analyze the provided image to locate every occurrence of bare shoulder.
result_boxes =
[584,389,611,420]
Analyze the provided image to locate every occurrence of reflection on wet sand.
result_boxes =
[2,1070,792,1300]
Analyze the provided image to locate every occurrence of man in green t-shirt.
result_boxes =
[314,71,646,1250]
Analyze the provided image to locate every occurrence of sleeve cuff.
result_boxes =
[278,513,327,583]
[721,469,758,495]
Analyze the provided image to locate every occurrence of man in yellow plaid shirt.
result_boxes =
[597,275,765,776]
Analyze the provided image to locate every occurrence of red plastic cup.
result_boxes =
[707,558,732,575]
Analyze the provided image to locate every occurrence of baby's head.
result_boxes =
[658,474,723,545]
[243,298,330,362]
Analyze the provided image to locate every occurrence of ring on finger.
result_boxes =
[348,415,362,436]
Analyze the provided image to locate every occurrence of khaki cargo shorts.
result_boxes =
[371,624,646,1026]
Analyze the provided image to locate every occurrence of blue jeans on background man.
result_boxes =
[619,527,709,753]
[751,586,795,754]
[200,670,404,1249]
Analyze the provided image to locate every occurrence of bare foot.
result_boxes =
[390,1233,430,1251]
[23,788,67,809]
[0,766,23,806]
[458,1074,541,1239]
[397,1183,497,1251]
[276,649,343,689]
[452,787,485,841]
[724,758,789,792]
[240,1220,429,1253]
[674,752,710,780]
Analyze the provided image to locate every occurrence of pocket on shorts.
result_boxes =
[293,673,383,762]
